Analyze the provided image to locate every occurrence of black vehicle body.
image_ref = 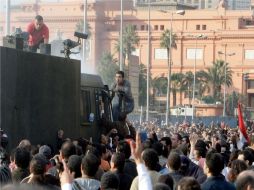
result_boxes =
[0,46,111,150]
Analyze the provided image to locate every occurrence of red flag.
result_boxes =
[238,103,249,144]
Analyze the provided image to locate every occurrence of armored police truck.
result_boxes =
[0,46,112,150]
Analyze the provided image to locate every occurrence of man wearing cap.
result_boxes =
[27,15,49,52]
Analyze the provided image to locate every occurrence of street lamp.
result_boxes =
[218,51,235,117]
[5,0,10,36]
[83,0,87,67]
[191,34,207,121]
[120,0,123,71]
[165,10,185,126]
[146,0,151,122]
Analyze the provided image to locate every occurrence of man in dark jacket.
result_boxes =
[201,151,235,190]
[102,112,136,140]
[180,155,207,184]
[116,141,137,178]
[12,147,30,183]
[111,71,134,121]
[110,152,133,190]
[167,151,184,189]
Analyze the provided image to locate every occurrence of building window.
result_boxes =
[245,50,254,59]
[246,20,252,25]
[187,48,203,60]
[160,25,164,30]
[202,25,206,30]
[248,80,254,89]
[196,25,200,30]
[0,26,4,32]
[133,25,137,30]
[154,25,158,30]
[131,49,140,57]
[155,48,168,60]
[141,25,145,31]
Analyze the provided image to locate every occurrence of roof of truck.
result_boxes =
[80,73,105,88]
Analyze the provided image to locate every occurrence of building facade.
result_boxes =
[135,0,252,10]
[1,0,254,111]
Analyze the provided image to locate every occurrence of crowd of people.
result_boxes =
[1,117,254,190]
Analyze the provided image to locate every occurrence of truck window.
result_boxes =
[80,90,91,125]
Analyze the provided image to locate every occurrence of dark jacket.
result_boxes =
[169,171,184,190]
[111,79,134,113]
[201,174,236,190]
[102,119,136,140]
[124,159,138,178]
[180,155,207,184]
[115,170,134,190]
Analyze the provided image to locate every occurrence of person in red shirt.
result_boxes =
[27,15,49,52]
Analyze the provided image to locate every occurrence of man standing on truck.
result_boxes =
[111,71,134,121]
[27,15,49,53]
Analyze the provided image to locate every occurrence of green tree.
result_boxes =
[96,52,119,86]
[138,64,148,106]
[160,29,177,111]
[152,77,168,95]
[115,24,140,70]
[196,70,210,99]
[171,73,184,106]
[160,29,177,68]
[226,92,247,116]
[181,71,194,104]
[204,60,233,100]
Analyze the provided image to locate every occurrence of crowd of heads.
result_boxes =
[1,117,254,190]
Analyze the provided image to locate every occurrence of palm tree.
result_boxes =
[182,71,194,105]
[196,70,210,100]
[115,24,140,70]
[151,76,167,110]
[205,60,233,100]
[160,29,177,119]
[96,52,119,86]
[139,64,148,106]
[171,73,184,106]
[152,76,168,95]
[160,29,177,75]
